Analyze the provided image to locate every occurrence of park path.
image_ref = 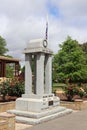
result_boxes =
[24,109,87,130]
[16,123,32,130]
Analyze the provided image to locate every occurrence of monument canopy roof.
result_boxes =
[0,56,19,63]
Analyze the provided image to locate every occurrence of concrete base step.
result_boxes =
[9,109,72,125]
[8,106,73,125]
[15,108,72,125]
[8,106,67,119]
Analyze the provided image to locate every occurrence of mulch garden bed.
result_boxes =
[0,95,17,103]
[55,90,87,102]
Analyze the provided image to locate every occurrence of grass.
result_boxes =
[52,83,66,91]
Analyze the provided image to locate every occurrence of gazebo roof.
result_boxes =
[0,56,19,63]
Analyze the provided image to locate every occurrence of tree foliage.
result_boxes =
[6,64,14,78]
[80,42,87,54]
[79,42,87,63]
[53,36,87,83]
[0,36,8,55]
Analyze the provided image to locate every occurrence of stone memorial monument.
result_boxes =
[8,39,72,124]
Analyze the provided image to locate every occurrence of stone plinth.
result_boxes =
[16,94,60,112]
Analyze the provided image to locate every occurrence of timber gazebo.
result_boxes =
[0,56,20,78]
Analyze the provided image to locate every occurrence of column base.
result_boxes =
[15,94,60,112]
[8,95,72,125]
[22,93,54,98]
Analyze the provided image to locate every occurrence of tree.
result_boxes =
[6,64,14,78]
[0,36,8,55]
[53,36,87,83]
[79,42,87,63]
[80,42,87,54]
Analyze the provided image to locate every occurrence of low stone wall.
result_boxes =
[60,100,87,110]
[0,119,8,130]
[0,101,15,113]
[0,113,15,130]
[1,99,87,112]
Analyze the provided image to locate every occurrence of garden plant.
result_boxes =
[0,78,24,101]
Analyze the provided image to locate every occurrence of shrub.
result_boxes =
[0,81,10,101]
[64,84,77,101]
[0,78,25,101]
[9,79,24,97]
[78,87,86,98]
[64,84,86,101]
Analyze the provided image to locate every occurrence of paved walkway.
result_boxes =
[16,123,32,130]
[24,109,87,130]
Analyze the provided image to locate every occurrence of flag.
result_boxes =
[45,15,48,40]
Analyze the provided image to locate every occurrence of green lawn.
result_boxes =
[52,83,66,91]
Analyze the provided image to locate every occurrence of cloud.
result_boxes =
[0,0,48,61]
[51,0,87,25]
[0,15,9,35]
[0,0,87,66]
[0,0,48,19]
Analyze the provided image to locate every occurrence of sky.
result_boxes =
[0,0,87,66]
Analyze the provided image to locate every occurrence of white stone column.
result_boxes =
[25,54,32,94]
[45,55,52,94]
[36,53,45,95]
[33,55,36,94]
